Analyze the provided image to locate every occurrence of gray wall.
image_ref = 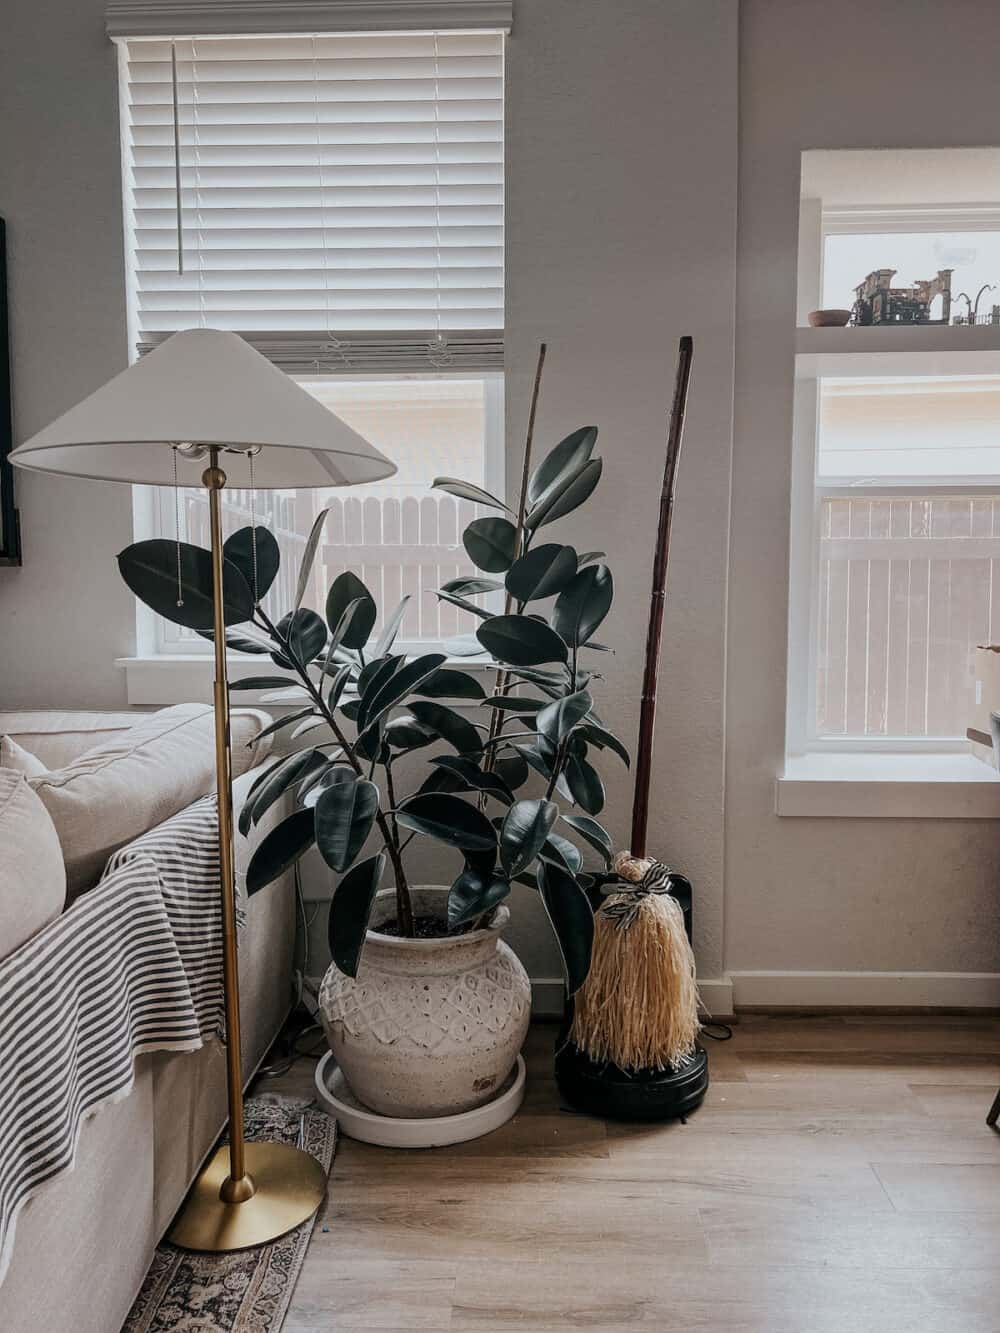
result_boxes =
[2,0,998,999]
[1,0,135,706]
[728,0,1000,980]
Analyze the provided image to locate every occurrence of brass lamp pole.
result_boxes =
[9,330,397,1250]
[166,446,328,1249]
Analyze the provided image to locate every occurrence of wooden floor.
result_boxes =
[260,1017,1000,1333]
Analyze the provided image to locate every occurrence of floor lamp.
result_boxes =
[10,329,396,1250]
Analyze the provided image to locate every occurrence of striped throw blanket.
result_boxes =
[0,797,229,1285]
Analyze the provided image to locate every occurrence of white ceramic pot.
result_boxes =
[318,886,532,1119]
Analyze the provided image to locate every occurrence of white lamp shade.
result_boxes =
[9,329,396,489]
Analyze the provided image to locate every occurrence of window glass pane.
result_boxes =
[818,376,1000,482]
[814,495,1000,738]
[822,231,1000,319]
[165,376,497,649]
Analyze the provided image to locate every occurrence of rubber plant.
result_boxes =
[117,419,626,996]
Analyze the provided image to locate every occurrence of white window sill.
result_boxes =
[116,653,493,708]
[777,752,1000,818]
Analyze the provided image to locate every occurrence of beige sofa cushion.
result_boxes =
[0,735,48,777]
[0,711,142,769]
[0,771,66,959]
[29,704,273,897]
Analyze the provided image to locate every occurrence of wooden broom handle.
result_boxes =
[629,336,694,858]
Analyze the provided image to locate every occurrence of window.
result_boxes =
[792,149,1000,753]
[154,374,503,653]
[117,29,505,653]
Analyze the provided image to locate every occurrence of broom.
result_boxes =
[569,335,700,1073]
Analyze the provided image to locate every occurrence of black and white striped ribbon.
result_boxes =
[601,860,683,932]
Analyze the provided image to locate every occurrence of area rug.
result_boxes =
[123,1096,336,1333]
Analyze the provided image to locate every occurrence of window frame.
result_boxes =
[788,203,1000,758]
[139,368,505,658]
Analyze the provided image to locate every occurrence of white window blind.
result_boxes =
[119,31,504,371]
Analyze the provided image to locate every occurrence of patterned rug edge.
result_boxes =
[123,1095,336,1333]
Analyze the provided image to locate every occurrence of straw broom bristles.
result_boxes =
[570,852,700,1072]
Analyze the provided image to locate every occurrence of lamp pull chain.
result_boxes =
[172,445,184,607]
[249,449,259,605]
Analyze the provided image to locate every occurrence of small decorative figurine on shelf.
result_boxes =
[851,267,953,325]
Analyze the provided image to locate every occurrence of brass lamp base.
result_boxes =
[168,1141,328,1252]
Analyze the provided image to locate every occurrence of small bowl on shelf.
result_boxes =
[808,308,852,328]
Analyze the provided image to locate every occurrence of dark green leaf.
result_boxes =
[552,565,614,648]
[361,653,447,732]
[560,813,614,867]
[505,544,578,602]
[441,576,503,596]
[229,675,296,691]
[373,596,410,658]
[241,748,327,834]
[495,753,530,791]
[418,766,465,796]
[430,755,515,804]
[536,688,593,745]
[315,774,380,873]
[476,615,569,666]
[325,571,376,648]
[536,860,594,994]
[526,457,603,531]
[416,668,486,701]
[326,597,371,665]
[433,476,512,512]
[540,832,583,874]
[448,869,511,928]
[358,653,399,700]
[500,798,558,876]
[118,539,253,631]
[249,707,316,746]
[463,516,518,573]
[527,427,598,505]
[513,742,553,781]
[294,509,328,611]
[578,722,630,768]
[407,700,484,755]
[246,808,316,895]
[277,608,327,665]
[394,793,497,851]
[577,550,605,566]
[384,716,436,751]
[483,694,548,712]
[328,852,385,978]
[327,663,353,709]
[436,589,493,620]
[565,754,605,814]
[223,526,280,602]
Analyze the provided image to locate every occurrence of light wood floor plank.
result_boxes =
[256,1016,1000,1332]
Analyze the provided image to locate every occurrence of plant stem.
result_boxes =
[255,608,415,936]
[482,342,547,786]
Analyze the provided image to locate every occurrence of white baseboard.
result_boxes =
[729,970,1000,1010]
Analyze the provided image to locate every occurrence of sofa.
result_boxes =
[0,706,296,1333]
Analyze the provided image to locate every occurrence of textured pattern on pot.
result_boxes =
[319,887,531,1119]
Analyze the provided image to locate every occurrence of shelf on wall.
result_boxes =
[795,324,1000,378]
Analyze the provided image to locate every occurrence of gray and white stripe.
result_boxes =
[0,798,226,1285]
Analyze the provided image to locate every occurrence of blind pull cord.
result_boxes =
[170,41,183,275]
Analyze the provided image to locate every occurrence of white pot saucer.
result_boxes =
[314,1050,526,1148]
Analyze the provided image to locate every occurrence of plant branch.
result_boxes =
[482,342,547,786]
[255,607,414,936]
